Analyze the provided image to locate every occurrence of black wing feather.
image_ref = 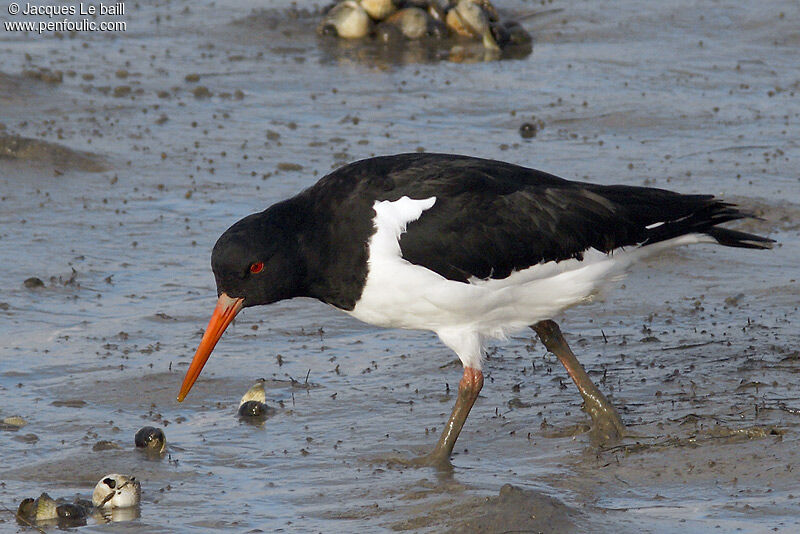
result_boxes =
[380,154,773,282]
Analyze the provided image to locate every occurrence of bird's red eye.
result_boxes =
[250,262,264,274]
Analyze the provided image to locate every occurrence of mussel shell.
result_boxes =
[492,20,532,47]
[135,426,166,453]
[238,400,270,418]
[17,498,35,519]
[57,503,87,519]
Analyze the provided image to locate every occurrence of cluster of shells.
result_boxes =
[15,425,165,528]
[318,0,531,51]
[17,475,141,528]
[15,382,270,529]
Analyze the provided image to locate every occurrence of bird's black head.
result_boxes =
[211,205,307,308]
[177,201,307,403]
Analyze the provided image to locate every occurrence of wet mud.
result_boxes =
[0,134,106,172]
[0,0,798,532]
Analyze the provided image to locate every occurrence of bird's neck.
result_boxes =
[290,192,373,311]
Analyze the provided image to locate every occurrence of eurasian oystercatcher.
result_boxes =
[177,153,773,467]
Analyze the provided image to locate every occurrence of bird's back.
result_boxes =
[304,153,769,282]
[290,153,771,310]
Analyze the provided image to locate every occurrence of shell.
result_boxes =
[360,0,397,21]
[238,400,270,418]
[134,426,166,454]
[447,0,499,49]
[385,8,430,40]
[17,497,35,520]
[92,474,141,509]
[474,0,499,21]
[57,502,88,519]
[445,7,471,37]
[2,415,27,428]
[18,494,91,526]
[318,1,372,39]
[239,380,267,406]
[34,492,59,521]
[491,20,532,48]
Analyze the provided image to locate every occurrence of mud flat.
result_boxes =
[0,0,798,532]
[0,133,107,172]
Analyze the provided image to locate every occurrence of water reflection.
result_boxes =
[93,505,141,524]
[317,35,531,67]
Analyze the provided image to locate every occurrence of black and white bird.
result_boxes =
[177,153,773,467]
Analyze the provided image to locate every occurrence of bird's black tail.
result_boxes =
[640,197,774,250]
[705,226,775,249]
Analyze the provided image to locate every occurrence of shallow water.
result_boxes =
[1,0,798,532]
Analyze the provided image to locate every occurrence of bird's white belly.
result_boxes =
[349,241,616,335]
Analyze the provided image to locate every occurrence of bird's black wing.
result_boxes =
[390,155,769,282]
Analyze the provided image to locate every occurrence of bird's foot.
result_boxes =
[388,366,482,472]
[581,393,626,445]
[408,451,455,471]
[386,451,454,472]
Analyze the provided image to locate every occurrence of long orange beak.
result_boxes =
[177,292,244,402]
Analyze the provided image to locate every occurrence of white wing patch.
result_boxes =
[369,196,436,258]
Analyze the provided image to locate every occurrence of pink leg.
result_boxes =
[417,367,483,469]
[532,320,625,443]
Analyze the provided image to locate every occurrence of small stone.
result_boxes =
[24,277,45,288]
[192,86,212,98]
[277,162,303,172]
[725,293,745,307]
[93,440,121,451]
[51,399,87,408]
[113,85,132,98]
[13,433,39,444]
[519,122,537,139]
